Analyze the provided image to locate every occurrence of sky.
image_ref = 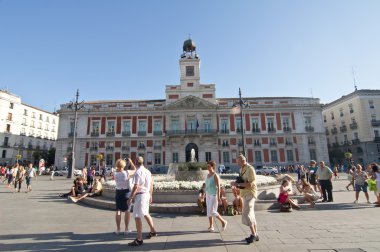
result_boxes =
[1,0,380,112]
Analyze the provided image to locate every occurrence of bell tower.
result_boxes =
[179,38,200,89]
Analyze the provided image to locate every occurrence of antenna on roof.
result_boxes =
[352,66,358,91]
[310,88,314,98]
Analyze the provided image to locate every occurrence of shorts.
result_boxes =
[115,189,130,212]
[355,184,368,193]
[206,194,218,217]
[26,177,32,186]
[242,195,256,227]
[133,193,150,218]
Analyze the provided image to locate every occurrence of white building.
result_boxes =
[0,90,59,165]
[323,89,380,165]
[55,39,329,169]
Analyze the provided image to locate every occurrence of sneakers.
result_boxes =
[208,227,215,232]
[366,201,371,204]
[128,239,143,246]
[353,200,358,204]
[245,234,259,244]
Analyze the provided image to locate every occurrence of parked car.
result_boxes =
[54,167,82,177]
[255,166,279,175]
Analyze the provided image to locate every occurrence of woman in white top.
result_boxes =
[370,163,380,207]
[113,158,136,235]
[297,179,319,208]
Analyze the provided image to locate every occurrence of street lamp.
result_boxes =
[232,87,249,156]
[67,89,85,178]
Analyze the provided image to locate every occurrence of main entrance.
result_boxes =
[185,143,198,162]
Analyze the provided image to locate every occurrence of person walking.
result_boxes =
[346,166,355,191]
[370,163,380,207]
[14,166,25,193]
[127,156,157,247]
[231,154,259,244]
[316,161,333,202]
[308,160,322,198]
[352,164,370,204]
[25,163,37,193]
[204,160,227,232]
[87,166,95,187]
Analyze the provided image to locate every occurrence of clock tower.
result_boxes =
[179,38,200,89]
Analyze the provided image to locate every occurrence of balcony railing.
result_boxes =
[325,130,330,135]
[308,141,316,145]
[106,131,115,137]
[254,143,261,147]
[122,131,131,136]
[331,128,338,134]
[332,143,339,148]
[91,132,99,137]
[340,126,347,132]
[106,146,114,151]
[252,128,261,133]
[1,143,10,147]
[236,128,242,133]
[138,145,146,149]
[36,135,42,139]
[121,146,130,151]
[67,147,73,152]
[285,142,293,146]
[222,143,229,147]
[90,147,98,151]
[68,132,75,137]
[29,133,35,137]
[20,132,26,136]
[352,139,360,144]
[28,145,33,150]
[371,120,380,127]
[269,142,277,147]
[283,127,292,133]
[220,129,230,134]
[374,137,380,143]
[166,129,218,136]
[153,130,162,136]
[267,128,276,133]
[305,126,314,132]
[138,131,147,136]
[154,145,162,150]
[349,122,358,129]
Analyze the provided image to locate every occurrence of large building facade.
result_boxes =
[0,90,59,165]
[323,89,380,165]
[55,40,329,169]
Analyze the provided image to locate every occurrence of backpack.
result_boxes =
[227,205,235,216]
[280,203,292,212]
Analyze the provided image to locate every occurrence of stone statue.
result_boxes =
[190,148,196,162]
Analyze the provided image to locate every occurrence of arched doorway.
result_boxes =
[185,143,198,162]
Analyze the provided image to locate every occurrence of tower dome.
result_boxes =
[183,39,196,52]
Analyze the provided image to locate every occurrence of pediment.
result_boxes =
[165,95,217,110]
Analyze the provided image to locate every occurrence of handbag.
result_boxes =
[235,171,246,189]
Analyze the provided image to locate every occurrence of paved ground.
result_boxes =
[0,174,379,252]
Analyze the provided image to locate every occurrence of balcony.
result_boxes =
[91,132,99,137]
[1,142,10,148]
[106,131,115,137]
[254,143,261,147]
[222,143,229,147]
[371,120,380,127]
[166,129,218,136]
[305,126,314,132]
[122,131,131,136]
[29,133,35,137]
[285,142,293,146]
[90,147,98,151]
[283,127,292,133]
[331,128,338,134]
[236,128,242,133]
[67,147,73,152]
[374,137,380,143]
[28,144,33,150]
[332,143,339,148]
[121,146,130,151]
[154,145,162,150]
[349,122,358,130]
[68,132,76,137]
[138,131,147,136]
[153,130,162,136]
[308,141,316,145]
[267,128,276,133]
[325,130,330,135]
[220,129,230,134]
[269,142,277,147]
[21,123,27,126]
[352,139,360,144]
[106,146,114,151]
[340,125,347,132]
[138,145,146,149]
[252,128,261,133]
[36,135,42,139]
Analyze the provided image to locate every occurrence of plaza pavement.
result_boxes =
[0,174,379,252]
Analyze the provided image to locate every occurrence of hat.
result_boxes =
[310,160,316,164]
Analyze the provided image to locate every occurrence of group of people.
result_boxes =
[1,163,37,193]
[277,160,380,210]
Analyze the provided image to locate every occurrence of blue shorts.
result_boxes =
[355,184,368,193]
[26,177,32,186]
[115,189,130,212]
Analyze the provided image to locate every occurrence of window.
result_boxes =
[106,154,113,166]
[270,150,278,162]
[6,124,10,132]
[221,119,229,132]
[309,149,317,161]
[254,151,262,162]
[204,119,211,132]
[282,117,290,130]
[349,104,354,113]
[252,118,260,132]
[339,109,344,117]
[323,115,327,122]
[205,152,212,162]
[90,155,97,165]
[122,121,131,134]
[304,117,312,127]
[222,139,229,147]
[38,122,42,129]
[270,138,277,146]
[154,153,161,165]
[285,137,292,145]
[223,151,230,163]
[354,132,359,140]
[24,109,28,116]
[186,119,196,131]
[236,118,242,132]
[1,150,6,158]
[154,121,161,131]
[92,121,100,133]
[331,112,334,120]
[32,112,35,118]
[9,103,14,109]
[267,118,274,131]
[286,150,294,162]
[138,121,146,133]
[46,116,49,122]
[52,118,56,124]
[371,114,377,121]
[171,119,179,131]
[172,153,179,163]
[7,113,12,121]
[369,100,374,109]
[4,137,9,146]
[254,139,261,146]
[70,121,75,134]
[39,114,43,120]
[308,137,315,144]
[375,130,379,138]
[107,121,115,133]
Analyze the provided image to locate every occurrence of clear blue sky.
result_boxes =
[1,0,379,112]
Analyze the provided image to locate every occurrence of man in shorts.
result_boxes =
[127,156,157,246]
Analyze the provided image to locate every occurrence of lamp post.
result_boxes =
[67,89,85,178]
[233,87,249,157]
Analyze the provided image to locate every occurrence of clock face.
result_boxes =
[186,66,194,76]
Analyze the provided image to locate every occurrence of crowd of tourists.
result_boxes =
[1,163,37,193]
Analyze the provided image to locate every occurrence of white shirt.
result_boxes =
[28,168,35,178]
[133,165,152,194]
[114,170,129,190]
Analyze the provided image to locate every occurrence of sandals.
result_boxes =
[128,239,143,246]
[146,231,158,239]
